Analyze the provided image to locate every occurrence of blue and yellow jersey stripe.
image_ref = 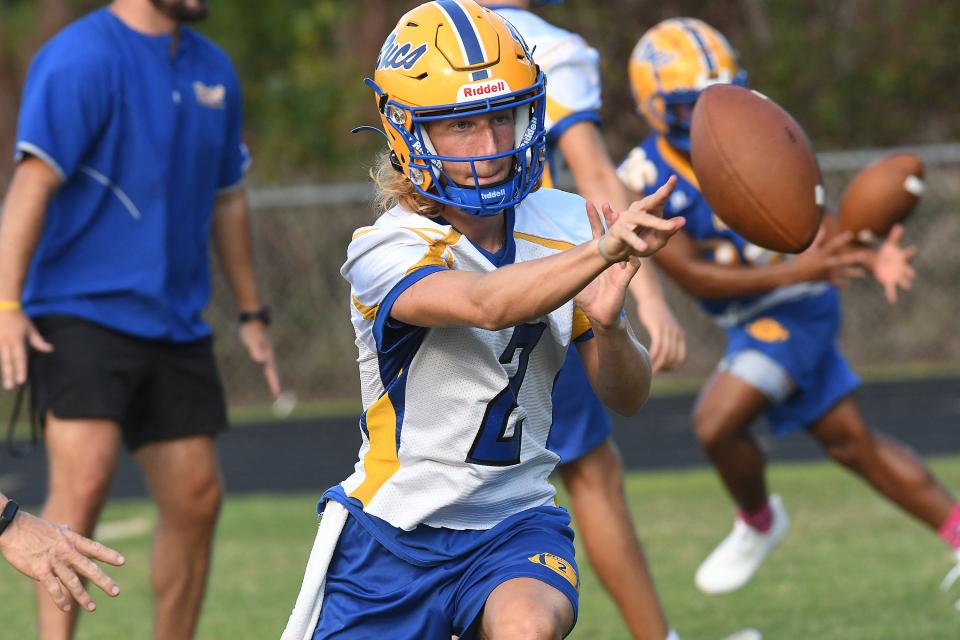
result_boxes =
[350,373,406,506]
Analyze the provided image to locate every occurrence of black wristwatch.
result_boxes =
[0,499,20,537]
[238,306,271,327]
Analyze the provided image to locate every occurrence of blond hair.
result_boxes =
[370,151,445,219]
[369,150,543,219]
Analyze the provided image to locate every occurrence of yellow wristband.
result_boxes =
[0,301,22,311]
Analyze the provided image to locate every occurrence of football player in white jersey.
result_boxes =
[479,2,685,639]
[281,2,684,639]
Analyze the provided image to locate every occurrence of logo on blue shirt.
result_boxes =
[193,82,226,109]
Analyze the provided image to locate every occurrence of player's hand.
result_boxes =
[0,510,124,612]
[871,224,917,304]
[0,308,53,390]
[596,176,685,261]
[577,201,640,329]
[239,321,281,400]
[636,297,686,373]
[789,227,870,287]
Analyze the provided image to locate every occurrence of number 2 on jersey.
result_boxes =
[466,322,547,467]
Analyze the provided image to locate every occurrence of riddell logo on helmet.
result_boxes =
[457,79,512,102]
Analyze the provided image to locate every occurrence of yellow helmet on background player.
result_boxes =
[629,18,747,152]
[367,0,546,216]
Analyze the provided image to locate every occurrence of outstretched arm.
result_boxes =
[560,121,686,372]
[653,225,871,300]
[573,200,659,416]
[391,179,685,333]
[576,314,650,415]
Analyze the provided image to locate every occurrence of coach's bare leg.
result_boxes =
[37,414,123,640]
[559,439,669,640]
[479,577,573,640]
[692,371,772,512]
[134,435,223,640]
[810,395,955,528]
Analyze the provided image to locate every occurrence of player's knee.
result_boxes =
[165,474,223,529]
[483,605,565,640]
[190,476,223,525]
[692,405,730,450]
[50,468,113,516]
[820,426,874,471]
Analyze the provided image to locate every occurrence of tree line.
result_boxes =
[1,0,958,185]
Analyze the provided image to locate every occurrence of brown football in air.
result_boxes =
[837,153,924,243]
[691,84,824,253]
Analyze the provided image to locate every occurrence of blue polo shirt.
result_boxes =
[14,8,250,342]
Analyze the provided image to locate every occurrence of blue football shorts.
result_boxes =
[546,346,612,464]
[719,288,860,436]
[312,498,580,639]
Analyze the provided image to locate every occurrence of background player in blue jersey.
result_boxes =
[479,3,687,638]
[281,3,685,639]
[0,1,280,637]
[619,17,960,596]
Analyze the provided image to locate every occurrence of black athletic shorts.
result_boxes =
[29,315,229,451]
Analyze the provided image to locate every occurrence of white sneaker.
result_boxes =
[695,495,790,595]
[940,549,960,611]
[940,549,960,593]
[669,629,762,640]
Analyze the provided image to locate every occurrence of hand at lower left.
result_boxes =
[0,511,124,612]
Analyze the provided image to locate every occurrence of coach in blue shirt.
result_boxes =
[0,1,280,638]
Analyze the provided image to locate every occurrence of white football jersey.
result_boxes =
[494,7,602,140]
[339,187,594,531]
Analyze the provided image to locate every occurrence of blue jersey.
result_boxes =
[618,134,831,327]
[619,134,860,434]
[15,8,250,341]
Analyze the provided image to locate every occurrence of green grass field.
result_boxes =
[3,456,959,639]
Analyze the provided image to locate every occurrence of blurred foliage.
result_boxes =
[1,0,959,183]
[197,0,390,181]
[1,1,958,405]
[536,0,960,162]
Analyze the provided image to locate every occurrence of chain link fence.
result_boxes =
[202,142,960,409]
[2,144,956,426]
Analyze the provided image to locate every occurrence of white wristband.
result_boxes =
[666,630,682,640]
[596,236,617,263]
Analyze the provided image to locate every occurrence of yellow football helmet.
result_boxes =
[368,0,546,216]
[629,18,747,152]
